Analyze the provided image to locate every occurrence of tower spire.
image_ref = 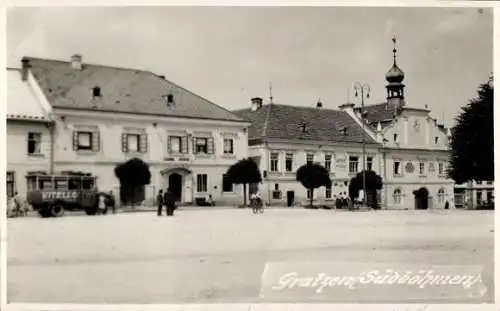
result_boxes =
[392,36,397,65]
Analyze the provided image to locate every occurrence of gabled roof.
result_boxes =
[233,104,378,145]
[7,68,51,122]
[23,57,244,122]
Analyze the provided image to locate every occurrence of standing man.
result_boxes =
[164,188,175,216]
[157,189,164,216]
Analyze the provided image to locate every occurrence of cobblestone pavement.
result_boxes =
[7,209,494,303]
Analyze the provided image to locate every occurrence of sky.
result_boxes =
[6,6,493,127]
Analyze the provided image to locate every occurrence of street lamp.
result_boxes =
[354,82,370,208]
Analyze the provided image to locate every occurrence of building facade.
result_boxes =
[341,39,455,209]
[16,55,250,205]
[234,99,382,206]
[6,67,54,199]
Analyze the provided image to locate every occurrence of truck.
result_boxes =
[26,172,114,217]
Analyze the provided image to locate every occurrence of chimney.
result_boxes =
[71,54,82,70]
[21,58,31,81]
[316,100,323,108]
[251,97,263,111]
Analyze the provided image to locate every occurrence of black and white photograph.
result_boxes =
[3,3,495,308]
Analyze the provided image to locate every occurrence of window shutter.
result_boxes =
[181,136,188,154]
[193,137,197,154]
[167,136,172,153]
[207,137,214,154]
[92,131,100,152]
[140,134,148,153]
[72,131,78,151]
[122,133,128,153]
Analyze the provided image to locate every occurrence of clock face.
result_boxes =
[413,120,420,131]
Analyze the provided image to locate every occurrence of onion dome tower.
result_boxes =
[385,37,405,110]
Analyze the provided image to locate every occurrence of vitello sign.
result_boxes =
[42,191,78,200]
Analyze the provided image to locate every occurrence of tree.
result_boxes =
[114,158,151,205]
[225,158,262,206]
[348,170,383,209]
[296,163,332,207]
[448,76,493,184]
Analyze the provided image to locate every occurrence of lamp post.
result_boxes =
[354,82,370,207]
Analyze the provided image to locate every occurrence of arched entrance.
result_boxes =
[168,173,182,202]
[414,187,429,210]
[161,167,193,204]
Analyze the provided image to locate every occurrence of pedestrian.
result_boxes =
[157,189,164,216]
[164,188,175,216]
[108,190,116,214]
[444,200,449,210]
[13,192,23,217]
[97,193,106,215]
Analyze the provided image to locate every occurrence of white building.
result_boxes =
[6,66,54,199]
[16,55,250,206]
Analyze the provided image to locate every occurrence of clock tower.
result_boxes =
[385,37,406,111]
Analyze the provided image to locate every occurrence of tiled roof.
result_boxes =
[234,104,378,145]
[7,68,51,122]
[361,102,401,129]
[23,57,244,122]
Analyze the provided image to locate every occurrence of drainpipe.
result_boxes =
[266,142,271,205]
[382,150,387,209]
[49,121,55,174]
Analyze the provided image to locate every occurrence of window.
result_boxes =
[169,136,182,153]
[325,154,332,171]
[27,132,42,155]
[393,161,401,176]
[325,186,332,199]
[393,133,398,143]
[122,133,147,153]
[196,174,208,193]
[270,152,279,172]
[222,174,233,193]
[307,189,312,199]
[127,134,140,152]
[223,138,234,154]
[393,188,402,204]
[367,156,373,171]
[6,172,15,198]
[167,94,174,103]
[437,188,445,203]
[428,162,436,174]
[434,137,439,144]
[92,86,101,98]
[195,138,208,154]
[419,161,425,175]
[285,153,293,172]
[438,162,444,175]
[306,153,314,165]
[76,131,93,150]
[349,156,359,174]
[487,181,493,185]
[272,183,282,199]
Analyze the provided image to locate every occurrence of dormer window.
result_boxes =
[92,86,101,98]
[299,123,307,133]
[434,136,439,144]
[394,133,398,142]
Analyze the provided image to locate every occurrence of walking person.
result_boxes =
[13,192,23,217]
[157,189,164,216]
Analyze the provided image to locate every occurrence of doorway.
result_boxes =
[168,173,182,202]
[414,187,429,210]
[287,191,295,207]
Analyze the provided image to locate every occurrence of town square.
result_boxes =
[4,5,494,306]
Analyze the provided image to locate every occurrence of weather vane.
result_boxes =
[392,36,397,64]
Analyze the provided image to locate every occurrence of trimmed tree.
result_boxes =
[448,76,493,184]
[225,158,262,207]
[296,163,332,207]
[348,170,383,209]
[114,158,151,206]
